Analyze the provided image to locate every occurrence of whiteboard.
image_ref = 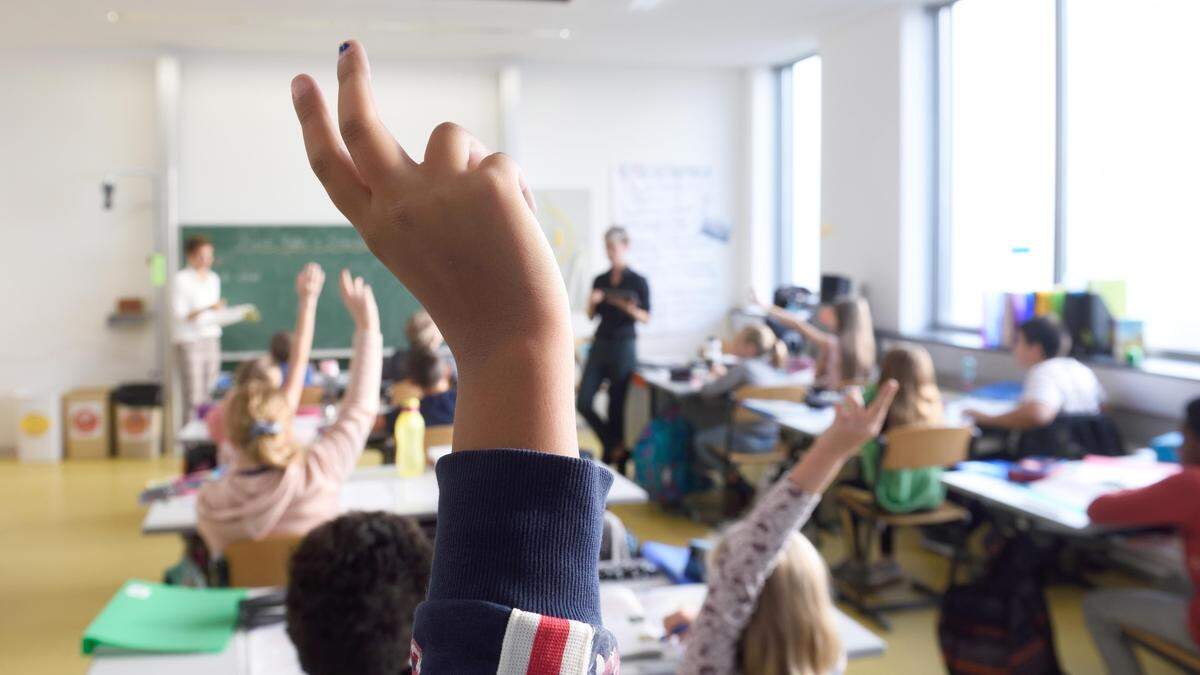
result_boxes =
[612,164,730,338]
[536,188,592,310]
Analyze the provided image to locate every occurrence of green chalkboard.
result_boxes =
[180,225,420,354]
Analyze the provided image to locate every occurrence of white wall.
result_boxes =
[0,54,160,450]
[178,53,500,224]
[507,62,746,357]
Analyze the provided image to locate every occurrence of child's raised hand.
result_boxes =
[820,380,899,457]
[296,262,326,302]
[338,269,378,332]
[289,41,564,360]
[291,40,578,456]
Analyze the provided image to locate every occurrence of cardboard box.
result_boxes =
[63,387,111,460]
[17,392,62,462]
[115,404,162,460]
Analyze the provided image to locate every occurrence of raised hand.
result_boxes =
[338,269,378,332]
[296,262,326,302]
[820,380,900,456]
[291,42,577,455]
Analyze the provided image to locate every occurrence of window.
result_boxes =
[1062,0,1200,355]
[937,0,1056,330]
[936,0,1200,356]
[779,55,822,290]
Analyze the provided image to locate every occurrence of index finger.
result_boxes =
[866,379,900,425]
[336,41,413,185]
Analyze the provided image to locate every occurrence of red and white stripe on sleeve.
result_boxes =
[496,609,598,675]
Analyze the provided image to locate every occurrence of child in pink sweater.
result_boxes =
[197,269,381,556]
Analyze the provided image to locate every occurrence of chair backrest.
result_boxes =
[390,380,423,407]
[299,385,324,406]
[880,425,973,470]
[223,535,304,587]
[424,424,453,453]
[732,385,807,424]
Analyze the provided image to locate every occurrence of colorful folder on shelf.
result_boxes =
[82,580,247,655]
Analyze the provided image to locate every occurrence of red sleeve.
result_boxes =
[1087,472,1198,527]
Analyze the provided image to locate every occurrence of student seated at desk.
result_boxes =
[286,511,432,675]
[207,263,326,466]
[1081,398,1200,675]
[691,324,792,485]
[386,310,457,383]
[407,347,457,425]
[196,270,381,557]
[755,293,876,388]
[269,330,318,387]
[964,316,1104,431]
[663,382,899,674]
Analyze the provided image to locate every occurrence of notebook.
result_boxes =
[82,581,247,655]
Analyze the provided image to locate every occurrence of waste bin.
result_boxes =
[63,387,111,459]
[112,383,163,460]
[17,391,62,462]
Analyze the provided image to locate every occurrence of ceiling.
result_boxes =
[0,0,923,67]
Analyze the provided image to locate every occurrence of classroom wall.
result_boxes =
[0,53,160,452]
[517,62,745,357]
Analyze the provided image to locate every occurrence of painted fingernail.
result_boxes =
[339,41,351,55]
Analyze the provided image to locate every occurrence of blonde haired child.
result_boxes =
[667,382,899,674]
[196,269,380,556]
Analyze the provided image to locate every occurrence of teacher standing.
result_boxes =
[173,235,226,420]
[577,226,651,472]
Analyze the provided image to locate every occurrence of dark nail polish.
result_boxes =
[339,42,350,55]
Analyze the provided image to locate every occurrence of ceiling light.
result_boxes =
[629,0,664,11]
[558,28,572,40]
[106,10,120,23]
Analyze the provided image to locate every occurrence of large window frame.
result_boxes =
[777,53,822,291]
[933,0,1065,333]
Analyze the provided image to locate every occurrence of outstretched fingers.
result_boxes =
[291,75,369,220]
[335,41,413,186]
[866,379,900,430]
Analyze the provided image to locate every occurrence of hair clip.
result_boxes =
[249,420,282,438]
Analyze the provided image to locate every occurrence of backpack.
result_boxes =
[632,410,695,506]
[938,534,1063,675]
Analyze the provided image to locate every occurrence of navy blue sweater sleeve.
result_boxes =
[411,450,619,674]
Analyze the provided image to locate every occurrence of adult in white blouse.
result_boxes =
[174,235,226,419]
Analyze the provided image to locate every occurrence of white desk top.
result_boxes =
[89,582,884,675]
[739,391,1018,438]
[942,455,1178,535]
[142,462,649,535]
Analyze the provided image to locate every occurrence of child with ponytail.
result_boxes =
[197,270,380,556]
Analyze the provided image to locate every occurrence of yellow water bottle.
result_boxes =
[394,398,426,478]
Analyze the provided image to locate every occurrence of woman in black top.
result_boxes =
[577,226,650,472]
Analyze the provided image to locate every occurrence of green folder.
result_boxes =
[82,580,247,655]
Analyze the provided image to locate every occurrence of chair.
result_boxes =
[1122,626,1200,673]
[424,425,454,465]
[298,385,324,406]
[390,380,424,407]
[833,425,973,630]
[716,385,808,514]
[1016,412,1125,459]
[222,535,304,587]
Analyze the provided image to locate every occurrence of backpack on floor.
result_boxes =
[938,534,1063,675]
[632,410,695,506]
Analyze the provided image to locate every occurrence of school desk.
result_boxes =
[88,581,885,675]
[940,454,1179,535]
[600,582,886,673]
[739,391,1018,438]
[141,463,650,535]
[635,361,815,420]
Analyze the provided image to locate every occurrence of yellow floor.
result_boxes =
[0,456,1180,674]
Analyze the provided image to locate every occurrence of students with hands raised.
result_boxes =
[291,40,617,672]
[196,269,381,557]
[664,380,900,675]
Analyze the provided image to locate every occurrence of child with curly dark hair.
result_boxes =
[286,511,432,675]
